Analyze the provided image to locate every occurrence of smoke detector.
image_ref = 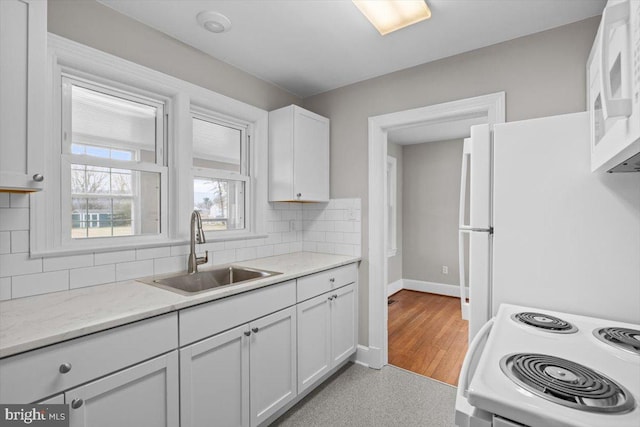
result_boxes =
[196,11,232,34]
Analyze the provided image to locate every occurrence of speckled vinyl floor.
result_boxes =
[271,363,457,426]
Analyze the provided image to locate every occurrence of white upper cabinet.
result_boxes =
[269,105,330,202]
[0,0,46,192]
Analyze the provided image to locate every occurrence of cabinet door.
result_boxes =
[297,292,331,393]
[293,108,329,202]
[331,283,357,366]
[0,0,46,191]
[36,394,64,404]
[66,352,179,427]
[249,306,297,427]
[180,324,249,427]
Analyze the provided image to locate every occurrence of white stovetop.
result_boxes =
[468,303,640,427]
[0,252,360,358]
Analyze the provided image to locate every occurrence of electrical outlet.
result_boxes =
[442,265,448,274]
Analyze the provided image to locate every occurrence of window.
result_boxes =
[61,77,167,243]
[387,156,397,257]
[192,111,250,234]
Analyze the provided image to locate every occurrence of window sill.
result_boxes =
[203,232,268,243]
[30,238,191,259]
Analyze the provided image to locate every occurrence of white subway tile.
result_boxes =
[334,221,355,233]
[0,277,11,300]
[44,254,94,272]
[272,243,291,255]
[236,247,257,262]
[0,253,42,277]
[246,237,267,248]
[273,221,290,233]
[303,241,317,252]
[353,198,361,209]
[281,231,297,243]
[316,242,335,254]
[264,233,282,245]
[170,245,190,256]
[0,232,10,254]
[203,241,225,252]
[94,250,136,265]
[10,230,29,253]
[136,246,170,260]
[325,232,344,243]
[115,260,153,282]
[70,264,116,289]
[266,209,281,221]
[354,245,362,257]
[323,209,344,221]
[0,194,9,208]
[343,232,362,245]
[329,199,351,209]
[0,208,29,231]
[225,239,246,250]
[256,245,274,258]
[303,231,325,242]
[12,270,69,298]
[153,256,187,276]
[334,244,355,256]
[290,241,303,252]
[212,249,236,265]
[303,210,324,221]
[271,202,290,210]
[9,194,29,208]
[302,202,327,210]
[281,210,298,221]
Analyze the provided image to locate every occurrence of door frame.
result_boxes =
[366,92,505,369]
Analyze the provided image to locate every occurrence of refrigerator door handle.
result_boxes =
[459,226,493,233]
[458,230,469,320]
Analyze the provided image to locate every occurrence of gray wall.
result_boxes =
[402,140,463,286]
[303,17,599,346]
[48,0,300,112]
[386,142,403,285]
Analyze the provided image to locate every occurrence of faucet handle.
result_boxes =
[197,250,209,266]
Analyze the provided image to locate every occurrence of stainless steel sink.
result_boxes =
[139,266,282,295]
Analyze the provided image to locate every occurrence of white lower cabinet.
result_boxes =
[297,283,357,393]
[180,306,297,427]
[66,351,179,427]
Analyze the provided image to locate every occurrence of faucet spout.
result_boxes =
[188,210,208,274]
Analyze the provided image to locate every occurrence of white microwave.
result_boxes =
[587,0,640,172]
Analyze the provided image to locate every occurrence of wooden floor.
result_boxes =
[388,290,468,386]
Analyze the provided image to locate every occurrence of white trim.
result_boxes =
[31,34,269,255]
[354,344,372,368]
[403,279,470,298]
[386,156,397,257]
[387,279,403,297]
[368,92,505,370]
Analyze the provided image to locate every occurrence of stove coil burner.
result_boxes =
[500,353,635,414]
[511,312,578,334]
[594,327,640,355]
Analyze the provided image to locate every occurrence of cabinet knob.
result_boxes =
[71,398,83,409]
[32,174,44,182]
[329,278,335,283]
[244,331,251,336]
[251,327,259,333]
[296,193,302,198]
[333,294,338,299]
[328,296,334,301]
[59,363,72,374]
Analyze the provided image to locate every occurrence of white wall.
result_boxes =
[303,17,600,345]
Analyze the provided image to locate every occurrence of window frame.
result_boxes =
[191,108,253,239]
[59,75,169,247]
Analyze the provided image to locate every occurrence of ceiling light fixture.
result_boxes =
[352,0,431,36]
[196,11,232,34]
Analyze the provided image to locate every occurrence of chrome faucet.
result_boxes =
[188,210,208,274]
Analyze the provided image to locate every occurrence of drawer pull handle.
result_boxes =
[244,331,251,336]
[328,296,333,301]
[59,363,72,374]
[71,398,83,409]
[252,327,259,333]
[329,278,335,283]
[333,294,338,299]
[32,174,44,182]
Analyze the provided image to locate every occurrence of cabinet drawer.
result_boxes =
[179,280,296,346]
[0,313,177,404]
[297,264,357,302]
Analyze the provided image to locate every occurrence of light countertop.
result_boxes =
[0,252,360,358]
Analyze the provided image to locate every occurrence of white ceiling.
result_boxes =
[98,0,605,98]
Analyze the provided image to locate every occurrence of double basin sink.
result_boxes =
[139,266,282,295]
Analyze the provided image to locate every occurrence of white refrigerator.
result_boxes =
[463,112,640,341]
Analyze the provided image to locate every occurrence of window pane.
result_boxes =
[71,167,160,239]
[194,177,245,231]
[71,85,157,161]
[192,118,241,172]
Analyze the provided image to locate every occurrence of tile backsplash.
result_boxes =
[0,194,361,300]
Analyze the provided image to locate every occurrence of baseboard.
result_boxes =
[390,279,469,299]
[354,344,371,367]
[387,279,403,297]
